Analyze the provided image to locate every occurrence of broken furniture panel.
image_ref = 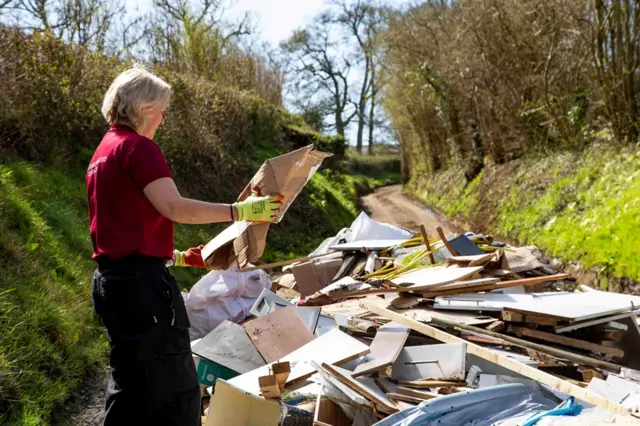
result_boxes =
[352,322,410,378]
[391,343,466,382]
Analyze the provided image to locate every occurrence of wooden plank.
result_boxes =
[366,302,629,414]
[391,266,484,289]
[507,325,625,358]
[313,394,351,426]
[422,277,500,293]
[396,386,439,400]
[352,322,410,378]
[322,363,399,413]
[396,379,466,389]
[386,393,426,404]
[192,320,266,374]
[423,274,569,298]
[243,306,315,363]
[206,380,281,426]
[578,367,605,382]
[426,316,622,373]
[502,310,560,326]
[555,309,640,333]
[391,343,466,382]
[228,329,370,395]
[271,362,290,389]
[436,226,459,256]
[419,224,436,264]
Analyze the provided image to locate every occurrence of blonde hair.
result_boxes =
[102,68,171,131]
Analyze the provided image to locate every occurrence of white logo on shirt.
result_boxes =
[87,156,107,177]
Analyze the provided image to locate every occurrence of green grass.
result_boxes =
[0,161,383,424]
[406,143,640,281]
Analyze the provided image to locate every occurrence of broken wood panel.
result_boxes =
[366,302,629,414]
[502,310,560,326]
[391,343,466,382]
[391,266,484,290]
[322,363,400,414]
[617,316,640,370]
[243,306,315,363]
[192,321,266,374]
[353,322,410,378]
[507,325,625,358]
[313,395,351,426]
[228,329,370,395]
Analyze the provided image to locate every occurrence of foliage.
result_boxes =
[406,142,640,282]
[382,0,638,180]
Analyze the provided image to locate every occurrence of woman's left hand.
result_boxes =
[173,245,207,268]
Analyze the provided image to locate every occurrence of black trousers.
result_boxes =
[91,255,200,426]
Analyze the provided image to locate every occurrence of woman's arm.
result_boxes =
[144,177,236,224]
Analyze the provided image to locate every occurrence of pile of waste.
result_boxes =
[186,211,640,425]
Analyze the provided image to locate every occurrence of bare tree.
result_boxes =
[281,13,356,137]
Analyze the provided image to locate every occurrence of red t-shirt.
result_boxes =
[87,124,174,260]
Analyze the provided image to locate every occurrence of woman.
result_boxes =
[87,68,281,425]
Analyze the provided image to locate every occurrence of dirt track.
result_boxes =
[360,185,459,235]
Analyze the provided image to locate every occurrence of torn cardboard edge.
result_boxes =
[202,145,332,269]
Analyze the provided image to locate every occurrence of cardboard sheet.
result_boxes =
[202,145,331,269]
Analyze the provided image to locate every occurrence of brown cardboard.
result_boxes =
[202,145,331,269]
[292,258,343,297]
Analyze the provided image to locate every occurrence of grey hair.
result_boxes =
[102,68,171,131]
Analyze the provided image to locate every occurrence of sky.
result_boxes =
[128,0,328,46]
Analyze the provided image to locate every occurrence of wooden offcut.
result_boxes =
[396,379,466,389]
[243,306,315,363]
[396,386,439,400]
[386,393,426,404]
[366,302,629,414]
[436,226,459,256]
[352,322,410,378]
[507,325,624,358]
[419,224,436,264]
[258,375,282,399]
[271,361,291,389]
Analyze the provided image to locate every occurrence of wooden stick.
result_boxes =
[365,302,628,414]
[396,380,465,389]
[507,325,624,358]
[419,224,436,264]
[436,226,458,256]
[237,251,339,272]
[422,274,569,298]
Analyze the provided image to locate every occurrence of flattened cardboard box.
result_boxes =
[202,145,331,269]
[291,258,343,297]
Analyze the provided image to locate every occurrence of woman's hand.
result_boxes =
[173,245,207,268]
[233,193,284,223]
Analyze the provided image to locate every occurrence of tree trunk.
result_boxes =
[368,62,376,155]
[356,56,371,154]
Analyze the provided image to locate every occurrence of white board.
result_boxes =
[391,266,483,290]
[331,239,409,251]
[227,328,369,395]
[509,292,635,321]
[434,293,535,312]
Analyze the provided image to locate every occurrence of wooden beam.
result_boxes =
[365,302,629,414]
[394,379,466,389]
[436,226,459,256]
[396,386,439,400]
[507,325,624,358]
[420,224,436,264]
[421,274,570,298]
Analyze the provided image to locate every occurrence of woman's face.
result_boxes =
[139,103,166,139]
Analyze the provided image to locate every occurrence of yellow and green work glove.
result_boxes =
[233,193,284,223]
[173,245,207,268]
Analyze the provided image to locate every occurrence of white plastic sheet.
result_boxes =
[185,265,271,340]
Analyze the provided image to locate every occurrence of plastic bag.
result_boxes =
[349,212,414,242]
[185,265,271,340]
